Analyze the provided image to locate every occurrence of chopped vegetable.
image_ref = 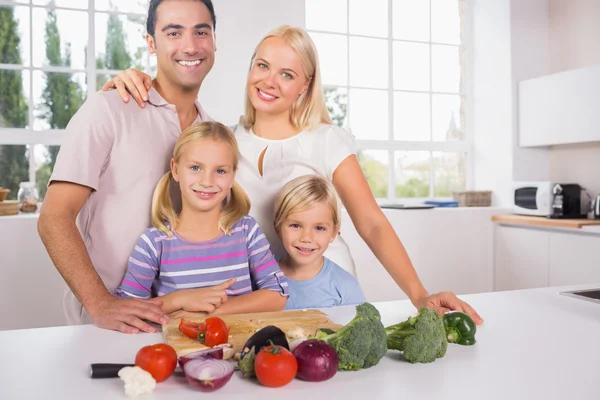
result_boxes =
[183,358,234,392]
[444,311,477,345]
[179,317,230,347]
[134,343,177,382]
[292,339,338,382]
[254,342,298,388]
[312,302,388,371]
[118,366,156,399]
[178,347,223,370]
[385,308,448,363]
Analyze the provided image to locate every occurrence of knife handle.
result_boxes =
[89,363,135,379]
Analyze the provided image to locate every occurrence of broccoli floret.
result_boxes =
[385,307,448,364]
[313,302,387,371]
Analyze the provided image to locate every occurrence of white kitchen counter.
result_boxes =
[2,284,600,400]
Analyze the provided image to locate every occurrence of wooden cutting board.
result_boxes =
[492,214,600,228]
[162,309,343,356]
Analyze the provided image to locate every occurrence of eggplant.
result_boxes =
[238,325,289,379]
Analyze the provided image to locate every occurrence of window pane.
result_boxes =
[433,152,466,197]
[33,71,86,130]
[349,37,387,89]
[393,92,430,141]
[393,41,429,91]
[358,150,388,198]
[34,144,60,200]
[32,8,88,69]
[0,6,30,66]
[95,0,149,14]
[95,13,149,73]
[349,0,387,38]
[395,151,430,198]
[310,33,347,86]
[0,69,29,128]
[306,0,347,34]
[349,88,387,140]
[392,0,429,41]
[432,94,463,141]
[0,145,30,201]
[324,87,348,128]
[33,0,89,9]
[431,0,462,45]
[432,45,460,93]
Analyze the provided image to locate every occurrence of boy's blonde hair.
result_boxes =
[242,25,332,132]
[273,175,340,229]
[152,121,251,236]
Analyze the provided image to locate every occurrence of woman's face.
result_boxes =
[246,37,311,120]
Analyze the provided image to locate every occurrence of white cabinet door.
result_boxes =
[494,225,549,291]
[549,232,600,286]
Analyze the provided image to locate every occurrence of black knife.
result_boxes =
[89,363,135,379]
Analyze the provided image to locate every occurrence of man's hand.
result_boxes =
[177,278,237,314]
[88,295,169,334]
[414,291,484,325]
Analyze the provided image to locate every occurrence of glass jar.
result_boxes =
[17,182,39,213]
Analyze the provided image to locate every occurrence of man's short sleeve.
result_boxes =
[325,126,357,181]
[49,92,116,191]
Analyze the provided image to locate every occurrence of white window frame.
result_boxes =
[0,0,151,183]
[307,0,474,203]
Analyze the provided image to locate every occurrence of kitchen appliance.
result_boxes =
[594,194,600,219]
[513,181,588,218]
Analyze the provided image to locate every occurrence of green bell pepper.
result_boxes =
[443,311,476,346]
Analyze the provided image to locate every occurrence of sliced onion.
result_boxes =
[183,358,234,392]
[178,348,223,369]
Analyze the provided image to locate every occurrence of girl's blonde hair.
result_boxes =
[242,25,332,132]
[151,121,251,236]
[273,175,340,230]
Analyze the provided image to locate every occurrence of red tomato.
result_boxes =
[178,317,229,347]
[135,343,177,383]
[254,344,298,388]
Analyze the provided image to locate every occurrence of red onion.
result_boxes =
[292,339,338,382]
[178,347,223,369]
[183,358,234,392]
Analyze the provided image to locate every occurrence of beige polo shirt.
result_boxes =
[50,88,210,322]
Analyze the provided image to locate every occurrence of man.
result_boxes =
[38,0,218,334]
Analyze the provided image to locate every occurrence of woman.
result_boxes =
[103,25,483,324]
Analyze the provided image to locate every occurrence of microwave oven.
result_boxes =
[513,181,587,218]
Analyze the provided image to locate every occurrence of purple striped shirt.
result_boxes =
[115,216,289,299]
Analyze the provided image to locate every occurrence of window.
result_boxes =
[306,0,471,201]
[0,0,153,200]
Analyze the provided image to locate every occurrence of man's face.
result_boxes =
[147,0,216,91]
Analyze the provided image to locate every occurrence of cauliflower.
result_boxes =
[118,366,156,399]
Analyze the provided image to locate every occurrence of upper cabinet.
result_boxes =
[518,64,600,147]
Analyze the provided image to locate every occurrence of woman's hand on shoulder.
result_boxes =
[102,68,152,108]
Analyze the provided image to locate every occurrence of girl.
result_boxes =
[274,175,366,310]
[115,121,288,317]
[105,26,482,324]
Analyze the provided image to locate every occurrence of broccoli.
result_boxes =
[385,307,448,364]
[313,302,388,371]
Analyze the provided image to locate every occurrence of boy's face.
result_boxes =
[147,0,216,92]
[278,202,338,268]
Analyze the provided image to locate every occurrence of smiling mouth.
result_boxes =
[256,88,278,101]
[192,189,218,198]
[295,246,317,253]
[177,59,203,67]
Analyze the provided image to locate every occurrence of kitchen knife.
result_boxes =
[89,363,135,379]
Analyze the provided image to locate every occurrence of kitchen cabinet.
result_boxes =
[494,224,600,291]
[518,64,600,147]
[494,225,549,290]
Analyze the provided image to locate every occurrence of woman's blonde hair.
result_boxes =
[151,121,251,236]
[273,175,340,230]
[242,25,332,132]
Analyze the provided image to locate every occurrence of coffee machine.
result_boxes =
[548,183,587,219]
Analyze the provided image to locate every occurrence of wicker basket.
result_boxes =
[452,191,492,207]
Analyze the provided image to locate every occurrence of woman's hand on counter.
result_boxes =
[414,292,484,325]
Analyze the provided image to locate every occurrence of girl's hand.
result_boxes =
[102,68,152,108]
[414,291,484,325]
[178,278,237,314]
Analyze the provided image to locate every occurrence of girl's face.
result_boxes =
[277,201,338,268]
[247,37,311,120]
[171,138,236,214]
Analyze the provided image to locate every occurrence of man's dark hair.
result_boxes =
[147,0,216,37]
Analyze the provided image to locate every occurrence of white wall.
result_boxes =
[197,0,306,125]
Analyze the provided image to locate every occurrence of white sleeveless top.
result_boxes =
[233,120,358,276]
